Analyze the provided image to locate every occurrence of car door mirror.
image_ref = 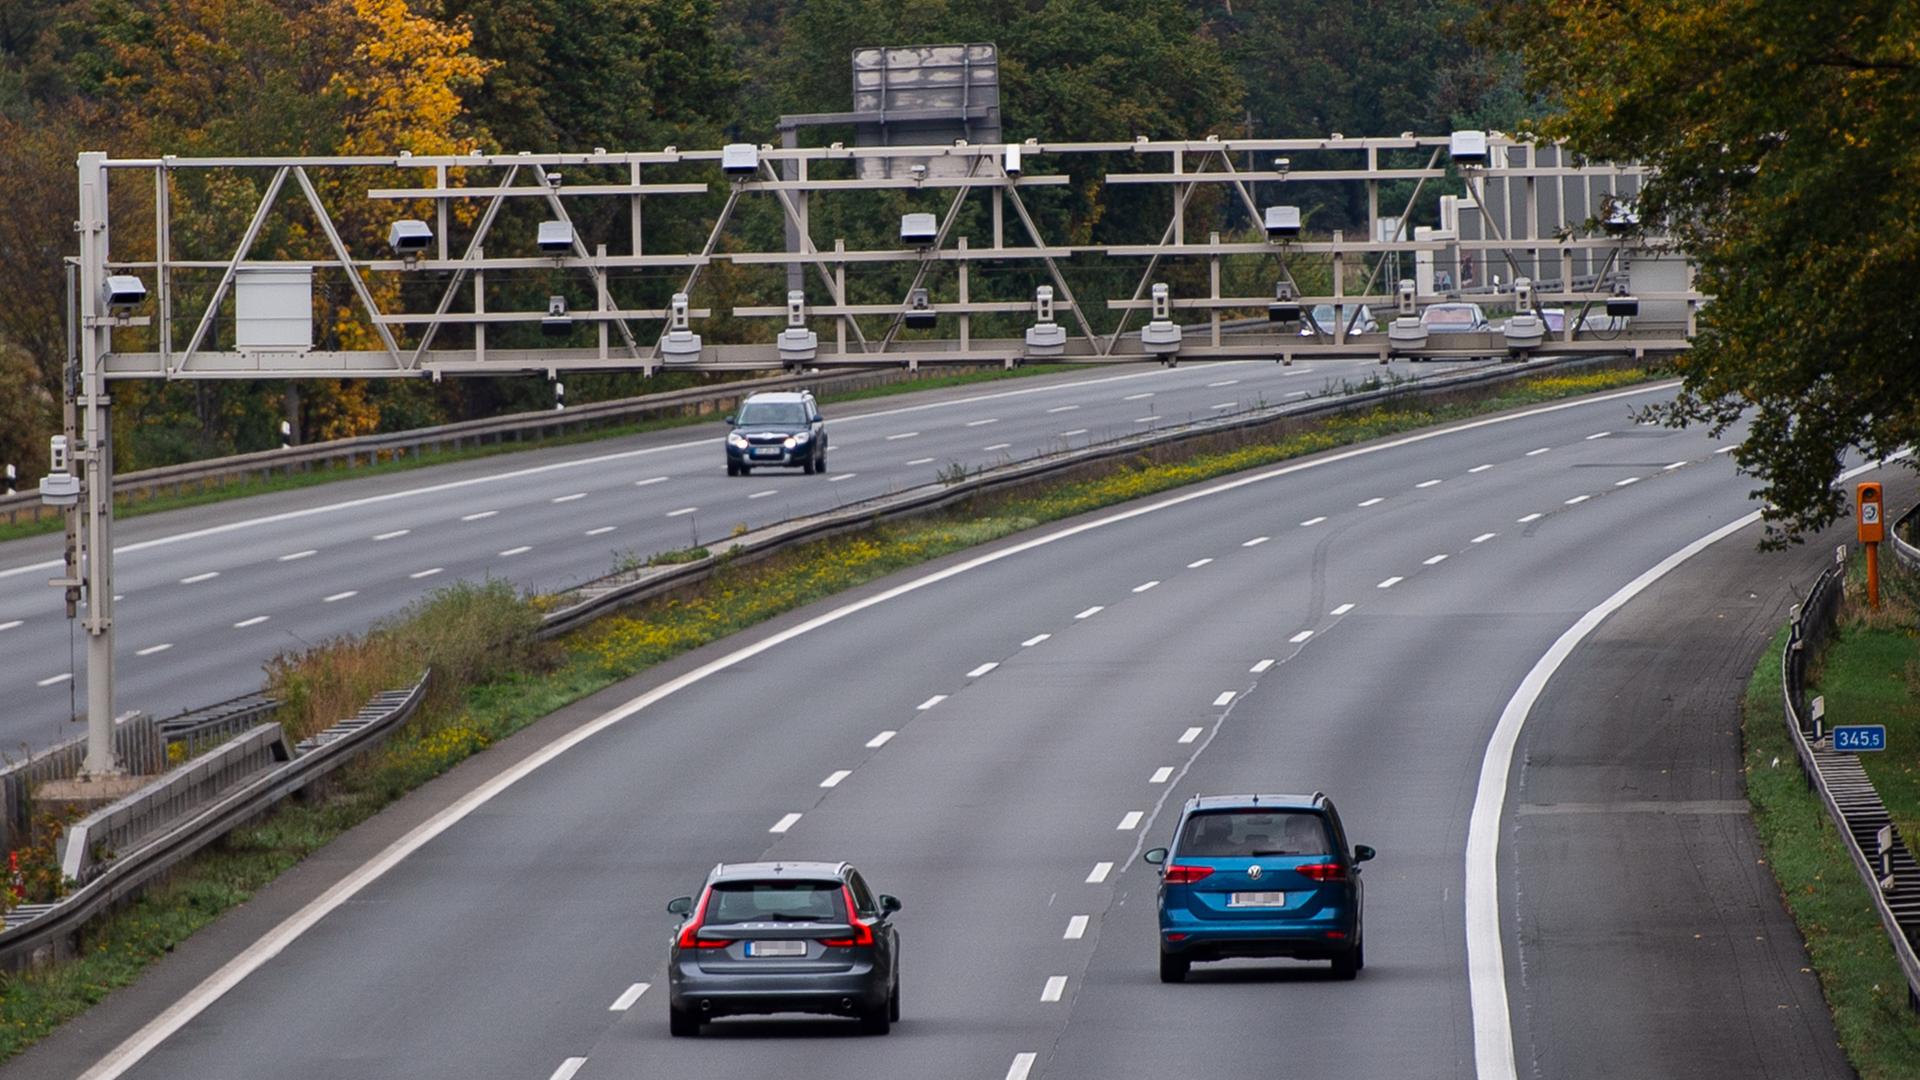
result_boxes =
[1143,847,1168,865]
[667,896,693,916]
[1353,844,1376,864]
[879,894,902,914]
[723,415,736,426]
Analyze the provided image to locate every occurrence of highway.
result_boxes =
[0,356,1469,753]
[17,377,1859,1080]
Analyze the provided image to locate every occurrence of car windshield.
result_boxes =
[1178,810,1331,857]
[706,881,846,923]
[1423,307,1477,326]
[737,402,808,426]
[1542,310,1566,332]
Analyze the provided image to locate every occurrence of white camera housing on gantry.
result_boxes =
[40,434,79,507]
[1263,205,1301,241]
[1003,143,1022,176]
[904,287,936,330]
[1606,281,1639,319]
[541,295,570,336]
[660,292,703,361]
[537,221,574,255]
[722,143,759,178]
[1268,281,1301,326]
[387,219,433,257]
[1140,283,1183,356]
[900,213,937,247]
[1388,279,1429,352]
[1449,130,1488,167]
[101,274,147,313]
[1025,285,1066,356]
[777,291,818,366]
[1503,277,1545,352]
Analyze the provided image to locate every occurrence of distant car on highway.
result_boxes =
[1298,303,1378,338]
[666,861,902,1036]
[1144,793,1373,982]
[1420,302,1491,335]
[725,390,828,476]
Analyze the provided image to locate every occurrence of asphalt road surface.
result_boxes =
[13,378,1867,1080]
[0,356,1475,754]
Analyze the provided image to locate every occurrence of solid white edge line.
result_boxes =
[1007,1052,1039,1080]
[67,378,1690,1080]
[548,1057,587,1080]
[1464,451,1906,1080]
[609,983,649,1011]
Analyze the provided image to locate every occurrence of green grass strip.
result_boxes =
[0,363,1659,1060]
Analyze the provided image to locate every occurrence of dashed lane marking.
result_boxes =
[918,695,948,710]
[1150,767,1174,784]
[1330,603,1355,615]
[1187,558,1213,568]
[1300,516,1327,526]
[461,511,497,521]
[1564,495,1590,505]
[1212,691,1235,706]
[966,663,999,678]
[1251,659,1275,672]
[277,549,317,562]
[866,731,896,748]
[37,673,71,686]
[498,546,531,557]
[1086,862,1113,884]
[1065,915,1090,939]
[821,770,851,789]
[1133,581,1160,593]
[1424,554,1449,565]
[1022,634,1051,647]
[552,493,587,503]
[137,643,172,656]
[1289,630,1314,643]
[1377,577,1403,589]
[409,568,443,579]
[1118,811,1143,830]
[1179,726,1203,743]
[609,984,649,1011]
[373,530,409,540]
[1472,533,1496,544]
[234,615,269,628]
[1042,976,1069,1002]
[769,813,802,834]
[1075,606,1104,619]
[180,572,218,584]
[324,591,358,603]
[1358,497,1384,507]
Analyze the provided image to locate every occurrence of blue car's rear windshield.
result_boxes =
[707,881,846,923]
[1179,810,1331,857]
[738,402,808,425]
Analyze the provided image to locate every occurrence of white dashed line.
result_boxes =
[1416,479,1443,489]
[277,549,317,562]
[867,731,897,748]
[234,615,269,628]
[585,526,617,537]
[136,643,172,656]
[907,457,935,466]
[1424,554,1449,565]
[1075,606,1104,619]
[1469,464,1494,473]
[1133,581,1160,593]
[1065,915,1090,939]
[0,620,20,632]
[1210,401,1237,410]
[1472,533,1497,544]
[1664,461,1688,471]
[1059,429,1088,438]
[1564,495,1590,505]
[1022,633,1051,647]
[548,1057,587,1080]
[1377,577,1403,589]
[1242,536,1270,547]
[967,418,1000,427]
[666,507,697,517]
[1046,405,1080,414]
[769,813,802,834]
[1123,392,1154,401]
[749,489,777,499]
[498,546,531,557]
[1208,379,1240,387]
[1087,862,1113,884]
[634,476,669,487]
[1150,766,1175,784]
[461,511,497,521]
[829,473,855,482]
[180,571,219,584]
[1526,447,1551,457]
[821,770,852,789]
[324,590,358,603]
[918,695,948,710]
[1179,726,1203,743]
[1118,811,1143,831]
[1042,975,1069,1002]
[1518,513,1543,523]
[373,529,409,540]
[984,443,1012,451]
[1715,445,1737,455]
[1007,1053,1038,1080]
[1187,558,1213,568]
[409,568,443,579]
[1330,603,1355,615]
[552,492,587,503]
[1585,431,1611,440]
[1615,476,1641,487]
[1135,415,1161,423]
[1289,630,1314,643]
[885,432,920,441]
[610,984,650,1011]
[1358,497,1384,507]
[1251,659,1275,673]
[966,663,999,678]
[1300,516,1326,526]
[36,673,72,686]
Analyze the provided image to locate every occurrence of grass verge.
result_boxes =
[0,362,1661,1060]
[1744,610,1920,1077]
[0,364,1078,546]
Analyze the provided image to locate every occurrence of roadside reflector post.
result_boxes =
[1857,482,1884,610]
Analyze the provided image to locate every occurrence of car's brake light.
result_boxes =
[1162,864,1214,884]
[1293,862,1348,882]
[675,888,734,948]
[820,885,877,947]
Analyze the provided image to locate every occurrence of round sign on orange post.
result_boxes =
[1858,482,1884,609]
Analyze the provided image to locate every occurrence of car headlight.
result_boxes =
[782,437,797,449]
[727,433,747,447]
[790,431,811,443]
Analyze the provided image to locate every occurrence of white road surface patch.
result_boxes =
[1179,726,1203,744]
[1251,659,1276,673]
[498,546,531,557]
[1358,497,1384,507]
[966,662,999,678]
[277,549,317,562]
[37,673,72,686]
[1377,576,1403,589]
[1075,606,1104,619]
[1615,476,1641,487]
[1564,495,1590,505]
[1424,554,1449,565]
[1150,766,1175,784]
[634,476,669,487]
[136,643,173,656]
[749,489,777,499]
[610,984,649,1011]
[1469,464,1495,473]
[1007,1053,1039,1080]
[866,731,896,748]
[821,770,852,789]
[967,418,1000,426]
[1300,516,1327,526]
[1416,479,1443,488]
[180,572,219,584]
[1042,976,1069,1002]
[551,493,587,503]
[1518,513,1543,523]
[1187,558,1213,568]
[461,511,497,521]
[409,568,443,579]
[1289,630,1314,643]
[1472,533,1496,544]
[373,529,410,540]
[1242,536,1270,547]
[1212,691,1235,706]
[666,507,697,517]
[1022,633,1051,647]
[233,616,269,628]
[1133,581,1160,593]
[548,1058,586,1080]
[769,813,802,834]
[1065,915,1090,939]
[324,591,358,603]
[917,695,948,710]
[1087,862,1113,884]
[885,431,919,441]
[1526,447,1551,457]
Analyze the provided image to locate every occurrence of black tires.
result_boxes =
[815,449,827,474]
[860,1002,891,1035]
[668,1005,702,1037]
[1158,951,1189,983]
[1331,943,1360,980]
[802,452,816,475]
[888,976,901,1022]
[726,461,740,477]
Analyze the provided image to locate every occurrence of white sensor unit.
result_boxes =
[1449,130,1488,166]
[900,213,937,247]
[721,143,759,177]
[1140,283,1182,356]
[660,292,703,360]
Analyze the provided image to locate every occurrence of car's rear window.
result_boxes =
[738,402,808,425]
[1178,810,1331,857]
[707,881,846,923]
[1424,307,1476,325]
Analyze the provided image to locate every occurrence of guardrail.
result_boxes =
[0,714,165,851]
[0,365,970,527]
[538,352,1643,635]
[0,673,427,971]
[1891,501,1920,571]
[154,691,280,761]
[1780,546,1920,1011]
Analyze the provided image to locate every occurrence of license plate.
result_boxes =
[745,939,806,957]
[1228,891,1287,908]
[752,448,781,458]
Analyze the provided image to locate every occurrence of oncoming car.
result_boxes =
[1298,303,1378,339]
[725,390,828,475]
[666,861,902,1036]
[1144,793,1374,982]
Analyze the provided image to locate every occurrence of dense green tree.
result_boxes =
[1488,0,1920,544]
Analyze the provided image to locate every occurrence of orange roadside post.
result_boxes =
[1857,482,1884,609]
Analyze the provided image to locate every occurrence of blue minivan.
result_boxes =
[1143,793,1374,982]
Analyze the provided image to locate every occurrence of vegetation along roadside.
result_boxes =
[0,363,1659,1061]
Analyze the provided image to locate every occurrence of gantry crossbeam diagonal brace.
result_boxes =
[177,166,290,370]
[878,155,985,353]
[754,161,873,354]
[291,168,404,366]
[999,172,1100,352]
[408,164,524,367]
[531,164,645,363]
[1103,151,1225,356]
[648,183,745,361]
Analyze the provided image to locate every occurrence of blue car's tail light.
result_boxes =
[1163,864,1214,884]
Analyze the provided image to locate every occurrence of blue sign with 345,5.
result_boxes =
[1834,725,1887,752]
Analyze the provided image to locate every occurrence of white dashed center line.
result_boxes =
[1469,464,1494,473]
[1518,513,1543,523]
[966,663,999,678]
[1526,447,1552,457]
[277,549,317,562]
[1135,415,1161,423]
[585,526,616,537]
[1042,975,1069,1002]
[1133,581,1160,593]
[1187,558,1213,568]
[634,476,669,487]
[1251,659,1276,673]
[1022,633,1051,647]
[1415,479,1442,489]
[373,529,409,540]
[1424,554,1449,565]
[830,472,856,482]
[967,418,1000,426]
[1065,915,1090,939]
[885,432,919,441]
[1117,811,1143,831]
[1377,576,1403,589]
[548,1058,586,1080]
[1615,476,1641,487]
[1179,726,1203,743]
[1150,766,1175,784]
[136,643,172,656]
[1046,405,1080,414]
[1330,603,1355,615]
[180,572,219,584]
[1212,691,1235,707]
[461,511,497,521]
[0,620,20,632]
[1664,461,1688,471]
[918,695,948,710]
[1300,516,1327,526]
[552,492,587,503]
[1210,401,1238,410]
[1208,379,1240,387]
[324,590,358,602]
[610,983,650,1011]
[1075,606,1104,619]
[1087,862,1114,884]
[984,443,1012,451]
[1472,532,1497,544]
[234,615,269,628]
[1007,1053,1039,1080]
[1059,429,1088,438]
[866,731,896,748]
[1123,392,1154,401]
[749,489,777,499]
[409,568,443,579]
[36,673,71,686]
[821,770,851,789]
[1715,445,1737,455]
[1289,630,1314,643]
[1585,431,1612,440]
[769,813,802,834]
[1242,536,1270,547]
[1358,497,1384,507]
[666,507,697,517]
[1565,494,1590,505]
[498,546,531,557]
[908,457,935,466]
